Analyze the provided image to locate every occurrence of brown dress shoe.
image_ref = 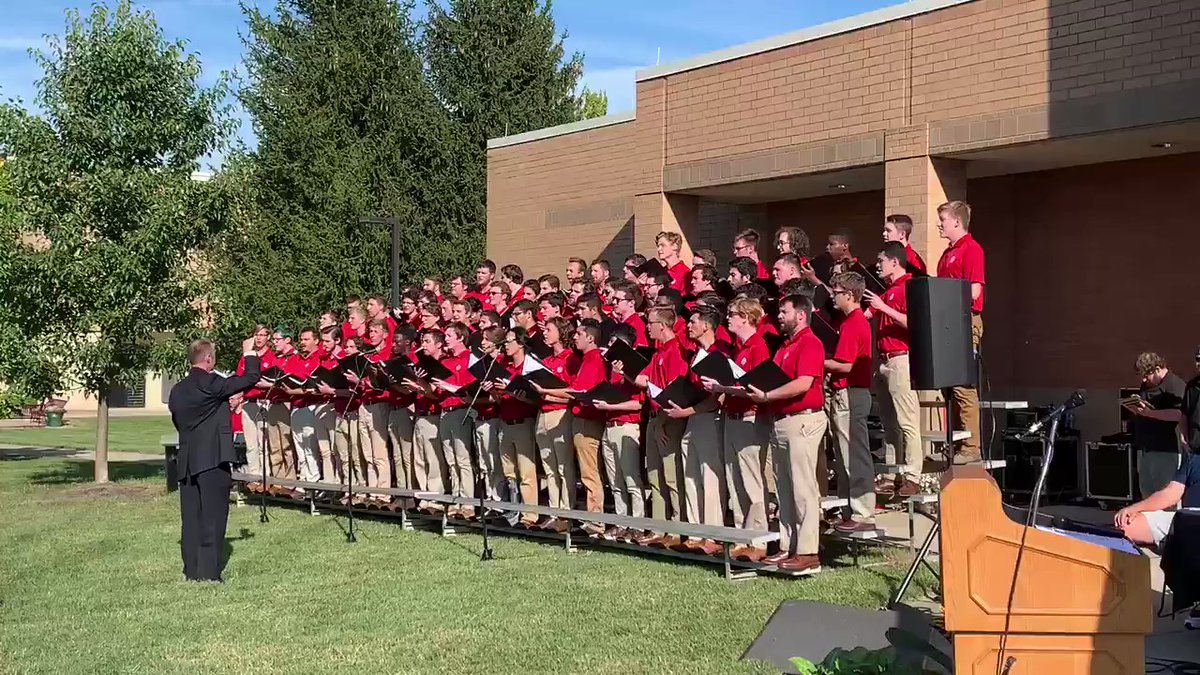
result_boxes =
[740,546,767,563]
[762,551,789,565]
[834,519,878,534]
[697,540,723,556]
[635,532,663,547]
[778,554,821,573]
[658,535,682,549]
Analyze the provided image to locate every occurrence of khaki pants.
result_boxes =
[439,408,475,499]
[474,416,502,500]
[572,416,605,513]
[357,402,391,490]
[536,409,576,510]
[264,402,295,480]
[388,406,415,491]
[240,400,267,478]
[499,418,539,510]
[875,354,922,479]
[646,414,685,522]
[332,413,361,486]
[771,410,828,557]
[413,414,445,493]
[828,388,875,523]
[601,422,644,518]
[950,314,984,460]
[313,402,337,482]
[725,415,770,531]
[290,404,321,484]
[682,411,725,526]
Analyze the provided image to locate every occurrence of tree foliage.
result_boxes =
[0,0,235,479]
[578,87,609,120]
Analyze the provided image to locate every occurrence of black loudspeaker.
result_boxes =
[906,276,974,390]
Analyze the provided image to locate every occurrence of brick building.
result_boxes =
[486,0,1200,440]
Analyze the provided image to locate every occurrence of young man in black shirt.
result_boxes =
[1130,352,1187,498]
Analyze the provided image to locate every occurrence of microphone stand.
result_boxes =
[1025,415,1062,529]
[257,397,270,523]
[463,356,499,562]
[342,374,369,545]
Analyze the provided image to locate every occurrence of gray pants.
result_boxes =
[1138,449,1181,500]
[828,387,875,522]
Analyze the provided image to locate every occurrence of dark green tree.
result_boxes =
[0,0,235,481]
[423,0,596,267]
[212,0,456,354]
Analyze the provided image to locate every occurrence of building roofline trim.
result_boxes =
[635,0,977,81]
[486,111,637,149]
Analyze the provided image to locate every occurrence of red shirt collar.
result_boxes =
[889,273,913,288]
[784,326,814,346]
[655,336,678,352]
[947,233,974,250]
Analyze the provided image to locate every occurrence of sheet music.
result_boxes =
[522,357,546,375]
[648,382,663,399]
[692,348,708,367]
[730,361,746,379]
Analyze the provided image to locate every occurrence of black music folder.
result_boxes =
[692,350,738,387]
[467,330,484,351]
[714,279,736,301]
[605,339,651,375]
[312,365,348,390]
[635,258,667,278]
[504,375,541,404]
[810,311,840,358]
[754,277,779,300]
[259,366,286,384]
[571,382,632,405]
[412,353,453,382]
[652,376,708,410]
[468,355,503,381]
[338,353,374,377]
[737,359,792,393]
[807,253,834,284]
[523,366,567,391]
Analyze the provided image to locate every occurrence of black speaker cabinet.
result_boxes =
[1085,442,1135,502]
[906,276,974,390]
[996,433,1079,497]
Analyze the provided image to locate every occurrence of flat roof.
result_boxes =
[486,111,636,150]
[486,0,977,148]
[637,0,976,81]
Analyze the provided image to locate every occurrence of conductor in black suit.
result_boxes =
[169,337,260,582]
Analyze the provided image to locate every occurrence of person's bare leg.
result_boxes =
[1121,514,1155,546]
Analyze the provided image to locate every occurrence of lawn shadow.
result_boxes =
[0,447,87,461]
[28,458,165,486]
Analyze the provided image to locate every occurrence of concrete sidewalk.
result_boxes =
[0,445,161,462]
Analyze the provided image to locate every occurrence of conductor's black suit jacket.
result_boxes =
[168,355,262,478]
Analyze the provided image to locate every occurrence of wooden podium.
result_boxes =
[940,465,1152,675]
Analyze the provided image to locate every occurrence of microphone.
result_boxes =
[1026,389,1086,435]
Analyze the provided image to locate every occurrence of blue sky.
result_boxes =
[1,0,900,165]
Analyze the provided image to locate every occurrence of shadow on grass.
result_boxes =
[0,447,87,461]
[29,459,165,486]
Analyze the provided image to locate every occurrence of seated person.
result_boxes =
[1115,451,1200,547]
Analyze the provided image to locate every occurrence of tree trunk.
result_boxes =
[95,387,110,483]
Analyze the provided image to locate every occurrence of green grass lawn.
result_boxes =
[0,419,933,674]
[0,415,175,453]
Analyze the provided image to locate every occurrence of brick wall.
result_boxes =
[487,121,640,277]
[972,151,1200,390]
[766,191,887,262]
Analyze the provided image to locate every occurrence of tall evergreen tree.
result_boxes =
[423,0,596,265]
[211,0,455,350]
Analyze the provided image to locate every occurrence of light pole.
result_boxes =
[358,215,401,306]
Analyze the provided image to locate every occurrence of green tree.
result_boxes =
[212,0,453,351]
[578,87,609,119]
[0,0,235,482]
[423,0,590,267]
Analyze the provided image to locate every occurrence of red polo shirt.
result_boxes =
[771,327,825,415]
[438,350,473,410]
[569,348,608,420]
[936,233,985,313]
[671,316,694,356]
[265,347,295,403]
[359,350,393,405]
[716,324,734,346]
[877,273,912,354]
[539,347,580,413]
[498,358,539,422]
[831,309,872,390]
[905,244,927,275]
[643,338,689,413]
[606,369,644,425]
[621,313,650,348]
[413,349,444,417]
[666,260,692,295]
[755,259,770,280]
[238,349,275,400]
[724,332,770,416]
[283,348,324,408]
